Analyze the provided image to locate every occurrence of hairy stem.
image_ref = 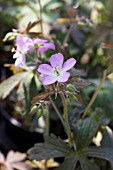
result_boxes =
[49,96,65,129]
[82,70,107,119]
[59,92,72,147]
[44,109,49,135]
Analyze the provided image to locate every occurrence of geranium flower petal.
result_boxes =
[44,43,55,50]
[37,43,55,53]
[38,64,53,75]
[24,38,34,52]
[41,75,57,85]
[15,54,26,71]
[56,72,70,82]
[16,34,24,48]
[50,53,64,67]
[34,38,48,44]
[37,47,47,53]
[62,58,76,72]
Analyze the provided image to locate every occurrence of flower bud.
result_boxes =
[66,84,76,92]
[31,105,39,114]
[36,109,43,118]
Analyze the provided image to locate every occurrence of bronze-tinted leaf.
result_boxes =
[31,92,53,107]
[28,32,42,36]
[65,6,76,19]
[68,77,90,88]
[101,43,113,49]
[25,20,42,33]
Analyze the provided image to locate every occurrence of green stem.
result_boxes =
[49,97,65,129]
[82,70,107,119]
[45,109,49,135]
[59,92,72,147]
[26,54,36,63]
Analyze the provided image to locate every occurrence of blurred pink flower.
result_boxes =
[13,34,55,71]
[38,53,76,85]
[0,150,31,170]
[33,38,55,53]
[13,34,33,71]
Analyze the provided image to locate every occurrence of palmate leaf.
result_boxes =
[82,147,113,164]
[79,157,100,170]
[27,134,73,161]
[68,77,90,89]
[0,72,32,99]
[72,109,103,149]
[55,153,78,170]
[101,126,113,148]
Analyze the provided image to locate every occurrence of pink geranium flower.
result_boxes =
[38,53,76,85]
[13,34,55,71]
[13,34,33,71]
[33,38,55,53]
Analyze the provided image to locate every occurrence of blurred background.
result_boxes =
[0,0,113,156]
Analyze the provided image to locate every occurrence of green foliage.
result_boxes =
[79,157,100,170]
[1,0,113,169]
[72,109,103,149]
[101,126,113,148]
[0,71,33,99]
[27,134,73,160]
[81,80,113,118]
[82,147,113,164]
[28,132,113,170]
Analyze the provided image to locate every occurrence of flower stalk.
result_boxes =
[49,96,66,130]
[82,70,107,119]
[59,92,72,147]
[45,109,50,136]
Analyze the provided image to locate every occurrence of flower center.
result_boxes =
[53,66,61,76]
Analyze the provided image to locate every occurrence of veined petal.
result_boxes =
[16,34,24,48]
[24,38,34,52]
[34,38,48,44]
[41,75,57,85]
[50,53,64,67]
[62,58,76,72]
[15,54,26,71]
[37,43,55,53]
[44,43,55,50]
[56,72,70,82]
[38,64,53,75]
[37,47,47,53]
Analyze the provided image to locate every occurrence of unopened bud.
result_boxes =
[31,105,39,114]
[36,109,42,118]
[43,109,49,117]
[66,84,76,92]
